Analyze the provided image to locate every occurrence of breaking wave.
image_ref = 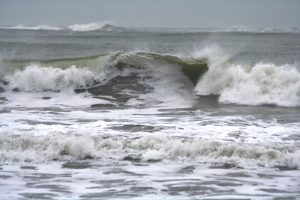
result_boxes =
[194,46,300,107]
[196,63,300,107]
[0,134,299,169]
[1,47,300,107]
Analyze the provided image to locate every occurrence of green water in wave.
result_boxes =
[2,52,208,85]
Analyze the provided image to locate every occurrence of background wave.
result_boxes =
[1,23,299,33]
[0,22,119,32]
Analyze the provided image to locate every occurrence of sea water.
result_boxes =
[0,24,300,199]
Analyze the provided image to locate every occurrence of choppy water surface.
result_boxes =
[0,25,300,199]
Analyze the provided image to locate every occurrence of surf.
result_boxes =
[0,134,299,170]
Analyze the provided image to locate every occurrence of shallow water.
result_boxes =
[1,161,300,200]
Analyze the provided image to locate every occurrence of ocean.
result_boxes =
[0,24,300,200]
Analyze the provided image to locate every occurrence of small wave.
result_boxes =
[0,134,299,169]
[0,25,63,31]
[221,26,300,34]
[67,22,114,32]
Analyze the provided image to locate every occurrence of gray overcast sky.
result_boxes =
[0,0,300,28]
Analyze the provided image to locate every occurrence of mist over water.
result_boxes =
[0,25,300,199]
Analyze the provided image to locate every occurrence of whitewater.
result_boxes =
[0,24,300,200]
